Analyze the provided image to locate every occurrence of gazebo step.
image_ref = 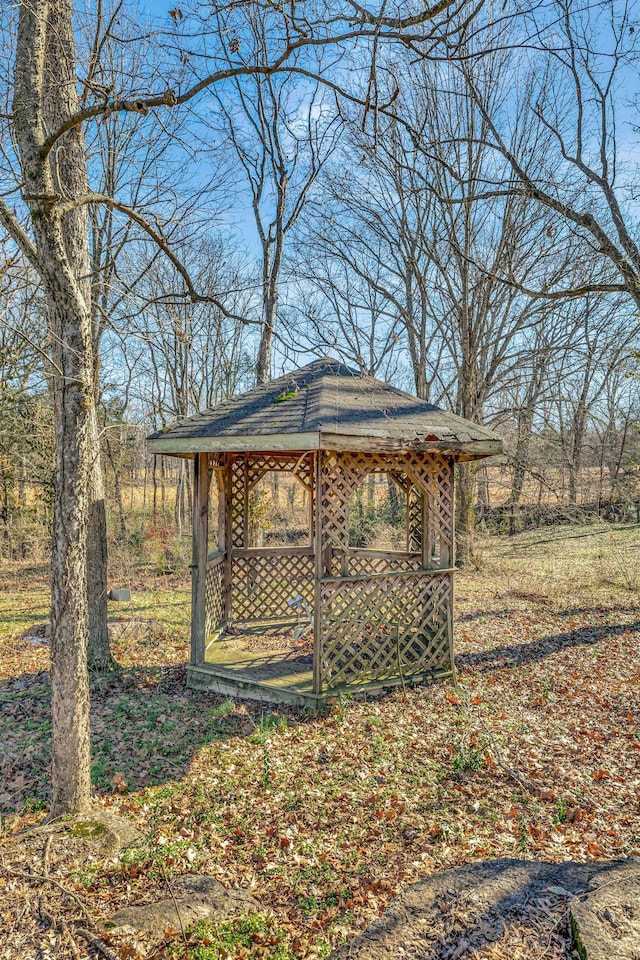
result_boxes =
[186,662,454,708]
[186,663,321,707]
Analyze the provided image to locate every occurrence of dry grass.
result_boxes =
[0,523,639,959]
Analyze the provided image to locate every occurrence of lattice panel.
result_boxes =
[426,454,454,561]
[228,453,314,549]
[320,572,453,687]
[230,456,246,548]
[348,552,422,576]
[246,452,314,494]
[231,552,314,622]
[408,486,423,552]
[205,556,225,636]
[319,451,454,575]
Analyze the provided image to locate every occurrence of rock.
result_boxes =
[67,810,142,856]
[109,875,263,938]
[22,621,51,643]
[571,858,640,960]
[109,588,131,602]
[328,858,640,960]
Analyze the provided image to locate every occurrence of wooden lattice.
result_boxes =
[229,452,314,549]
[318,451,453,575]
[348,550,422,576]
[320,571,453,687]
[408,486,423,553]
[231,552,315,622]
[195,447,455,695]
[205,552,225,636]
[314,451,454,690]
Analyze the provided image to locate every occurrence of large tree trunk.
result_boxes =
[49,291,93,814]
[14,0,94,813]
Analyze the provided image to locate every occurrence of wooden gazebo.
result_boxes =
[147,359,502,705]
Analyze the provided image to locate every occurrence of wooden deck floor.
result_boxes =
[187,625,319,706]
[186,622,452,706]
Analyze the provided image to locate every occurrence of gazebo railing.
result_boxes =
[347,548,423,576]
[204,550,225,638]
[230,547,315,623]
[318,567,453,689]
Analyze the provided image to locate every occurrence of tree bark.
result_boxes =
[87,406,115,675]
[13,0,94,813]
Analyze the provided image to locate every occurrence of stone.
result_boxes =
[109,588,131,601]
[109,875,263,938]
[22,621,51,643]
[67,810,142,856]
[570,859,640,960]
[328,858,640,960]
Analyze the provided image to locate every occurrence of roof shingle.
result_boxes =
[147,358,502,459]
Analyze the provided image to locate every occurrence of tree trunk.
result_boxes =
[50,293,93,812]
[13,0,94,813]
[87,407,115,675]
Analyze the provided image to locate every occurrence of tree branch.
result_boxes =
[56,193,252,323]
[0,199,39,272]
[39,6,465,159]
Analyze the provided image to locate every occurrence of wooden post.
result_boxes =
[313,451,322,695]
[191,453,210,666]
[223,455,233,625]
[446,460,455,680]
[421,489,431,570]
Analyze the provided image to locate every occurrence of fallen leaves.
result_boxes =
[1,526,640,959]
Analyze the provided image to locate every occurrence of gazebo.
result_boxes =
[147,359,502,706]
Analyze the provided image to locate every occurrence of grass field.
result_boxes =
[0,522,639,958]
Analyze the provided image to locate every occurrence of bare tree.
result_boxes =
[0,0,485,812]
[462,0,640,310]
[207,17,342,383]
[294,49,590,557]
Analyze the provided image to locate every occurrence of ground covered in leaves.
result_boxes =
[0,522,639,959]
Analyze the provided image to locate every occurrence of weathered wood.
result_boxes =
[147,433,502,459]
[233,545,314,558]
[149,434,321,454]
[313,451,322,695]
[320,566,455,584]
[189,446,457,697]
[316,450,455,688]
[149,361,503,700]
[148,360,502,466]
[223,455,233,625]
[191,453,211,666]
[349,548,422,560]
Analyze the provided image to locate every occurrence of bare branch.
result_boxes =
[55,192,254,324]
[0,198,39,271]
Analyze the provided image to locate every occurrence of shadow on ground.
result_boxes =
[0,664,313,816]
[457,620,640,673]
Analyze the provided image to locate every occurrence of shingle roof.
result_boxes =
[147,358,502,460]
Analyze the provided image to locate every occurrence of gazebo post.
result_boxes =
[313,451,322,695]
[190,452,210,666]
[222,455,233,627]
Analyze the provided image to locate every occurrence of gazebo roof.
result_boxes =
[147,358,502,460]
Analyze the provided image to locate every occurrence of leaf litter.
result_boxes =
[0,524,639,958]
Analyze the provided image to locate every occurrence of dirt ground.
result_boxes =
[0,522,639,958]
